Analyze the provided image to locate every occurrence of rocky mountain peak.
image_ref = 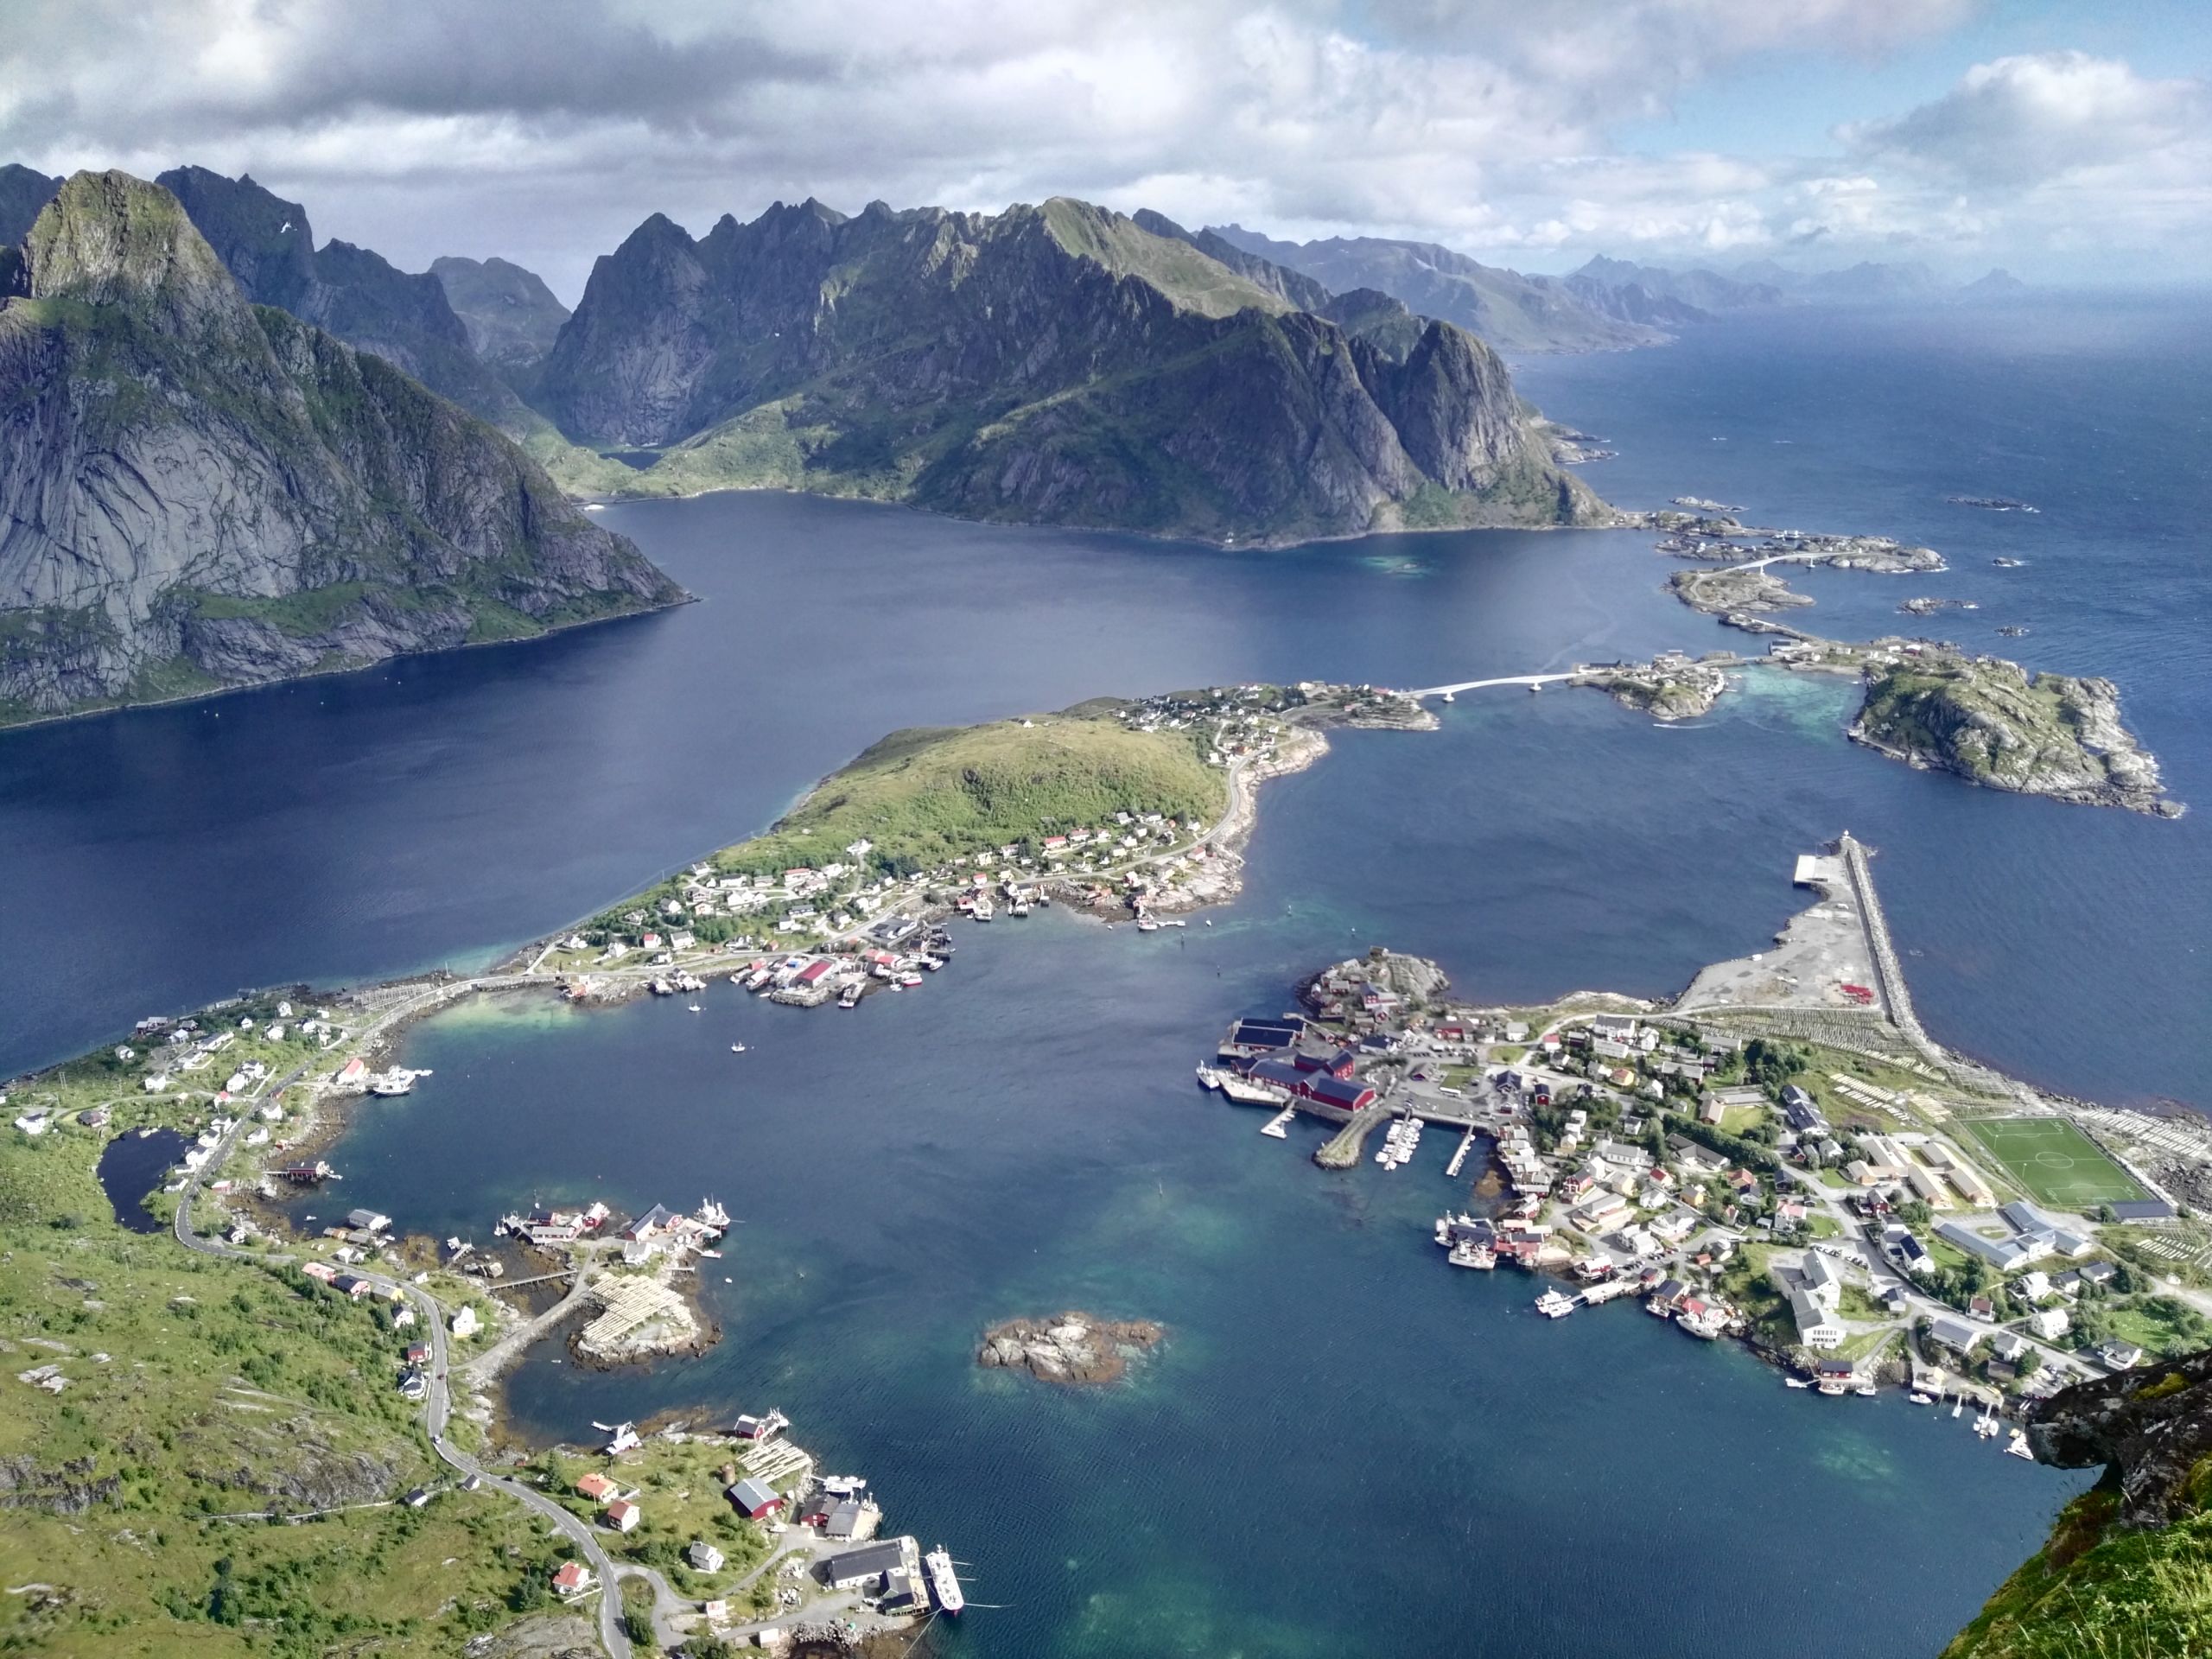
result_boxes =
[23,170,250,339]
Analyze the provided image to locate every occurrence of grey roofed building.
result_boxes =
[2000,1199,2055,1233]
[823,1539,907,1590]
[1925,1313,1986,1353]
[826,1497,866,1539]
[1936,1218,2037,1271]
[346,1207,391,1232]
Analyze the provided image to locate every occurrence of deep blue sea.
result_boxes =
[4,293,2209,1655]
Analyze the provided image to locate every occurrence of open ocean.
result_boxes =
[6,293,2209,1654]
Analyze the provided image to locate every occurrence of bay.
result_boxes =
[7,292,2211,1655]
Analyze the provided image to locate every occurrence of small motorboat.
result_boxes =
[687,1003,702,1013]
[730,1043,747,1054]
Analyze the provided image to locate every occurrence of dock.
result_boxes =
[1446,1123,1481,1179]
[1314,1105,1389,1169]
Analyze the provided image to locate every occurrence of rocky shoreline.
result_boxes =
[976,1313,1166,1385]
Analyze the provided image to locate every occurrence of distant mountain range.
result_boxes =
[1567,252,2026,316]
[431,254,573,367]
[1208,226,1678,353]
[528,194,1603,543]
[0,171,681,725]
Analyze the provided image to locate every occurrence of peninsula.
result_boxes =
[1205,837,2206,1415]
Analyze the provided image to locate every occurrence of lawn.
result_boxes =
[1963,1116,2146,1211]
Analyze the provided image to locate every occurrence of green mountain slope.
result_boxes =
[535,194,1605,543]
[0,171,684,726]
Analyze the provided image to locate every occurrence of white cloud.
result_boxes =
[1845,50,2209,186]
[0,3,2203,288]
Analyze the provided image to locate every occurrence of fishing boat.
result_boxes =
[925,1547,964,1615]
[899,970,925,988]
[1136,915,1160,932]
[1535,1288,1577,1319]
[838,984,862,1009]
[1447,1241,1495,1269]
[1784,1376,1811,1389]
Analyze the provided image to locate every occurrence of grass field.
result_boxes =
[1964,1116,2147,1210]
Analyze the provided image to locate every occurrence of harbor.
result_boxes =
[1195,836,2194,1441]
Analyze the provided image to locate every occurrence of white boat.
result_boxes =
[1535,1288,1577,1319]
[2005,1431,2035,1461]
[1261,1119,1289,1139]
[1910,1392,1934,1406]
[1136,915,1160,932]
[925,1547,964,1615]
[687,1003,702,1013]
[1784,1376,1811,1389]
[1195,1065,1223,1090]
[730,1043,747,1054]
[1854,1382,1878,1397]
[899,971,925,988]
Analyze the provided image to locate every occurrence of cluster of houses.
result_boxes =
[554,1406,944,1628]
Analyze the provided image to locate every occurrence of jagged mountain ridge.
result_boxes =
[1208,225,1673,353]
[0,170,683,726]
[535,194,1605,544]
[153,166,627,493]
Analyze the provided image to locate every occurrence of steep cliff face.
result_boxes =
[0,171,683,726]
[154,166,627,493]
[535,194,1603,543]
[1945,1348,2212,1657]
[431,254,572,367]
[0,163,60,245]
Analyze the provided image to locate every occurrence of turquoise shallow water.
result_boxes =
[11,293,2212,1653]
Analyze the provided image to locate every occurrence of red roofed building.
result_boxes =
[575,1471,618,1502]
[552,1560,595,1599]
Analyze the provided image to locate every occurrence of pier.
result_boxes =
[1446,1123,1481,1179]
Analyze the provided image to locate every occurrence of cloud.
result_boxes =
[0,3,2202,288]
[1845,51,2209,186]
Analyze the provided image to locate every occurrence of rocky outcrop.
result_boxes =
[1852,658,2179,817]
[0,171,684,725]
[976,1313,1165,1385]
[532,194,1606,543]
[1944,1349,2212,1657]
[432,255,573,367]
[2027,1347,2212,1528]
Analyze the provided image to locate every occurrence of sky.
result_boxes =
[2,0,2206,300]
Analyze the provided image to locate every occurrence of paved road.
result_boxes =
[173,1082,654,1656]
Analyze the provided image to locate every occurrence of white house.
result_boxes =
[1789,1287,1846,1350]
[450,1304,480,1338]
[2030,1306,2070,1341]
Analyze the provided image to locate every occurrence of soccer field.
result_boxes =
[1964,1116,2147,1210]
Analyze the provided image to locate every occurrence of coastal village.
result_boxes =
[1199,836,2211,1440]
[0,658,2190,1652]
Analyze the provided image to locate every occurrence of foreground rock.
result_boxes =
[1945,1348,2212,1656]
[977,1313,1165,1385]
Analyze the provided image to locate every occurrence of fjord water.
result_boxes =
[5,295,2210,1653]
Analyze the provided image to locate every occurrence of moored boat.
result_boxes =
[925,1547,964,1614]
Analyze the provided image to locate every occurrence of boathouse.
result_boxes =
[728,1478,783,1519]
[1245,1058,1375,1111]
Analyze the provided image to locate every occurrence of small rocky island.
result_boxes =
[1852,656,2178,817]
[977,1313,1165,1385]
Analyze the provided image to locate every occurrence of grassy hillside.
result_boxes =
[580,703,1228,944]
[0,1104,562,1656]
[1942,1477,2212,1659]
